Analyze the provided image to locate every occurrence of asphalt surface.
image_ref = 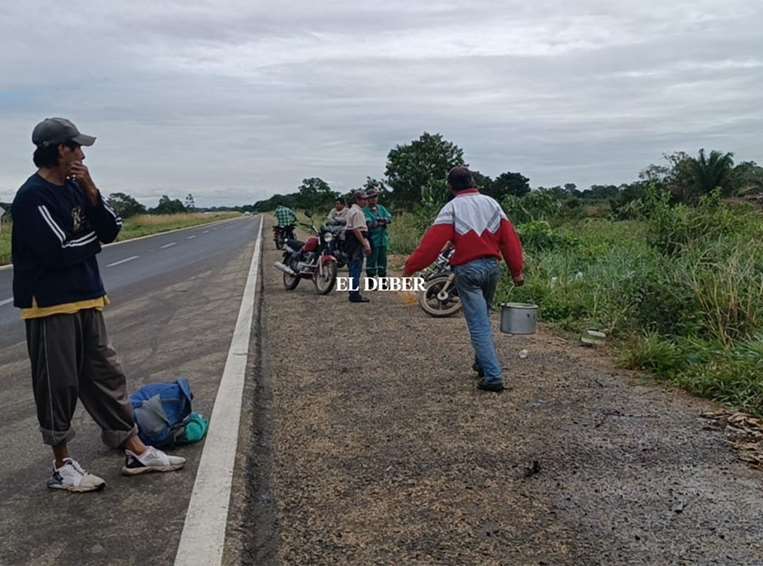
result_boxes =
[0,216,261,565]
[5,215,763,565]
[247,218,763,565]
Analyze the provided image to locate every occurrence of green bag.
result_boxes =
[177,412,209,445]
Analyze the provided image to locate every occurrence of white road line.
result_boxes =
[106,255,139,268]
[0,297,13,307]
[186,235,196,240]
[174,217,263,566]
[202,230,209,234]
[160,242,177,249]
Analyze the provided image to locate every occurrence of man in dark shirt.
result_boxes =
[12,118,185,492]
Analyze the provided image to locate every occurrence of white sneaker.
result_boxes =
[122,446,186,476]
[47,458,106,493]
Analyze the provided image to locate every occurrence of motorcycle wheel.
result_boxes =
[418,276,462,317]
[283,271,300,290]
[275,237,284,250]
[314,261,338,295]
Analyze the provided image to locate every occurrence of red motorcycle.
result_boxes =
[273,216,338,295]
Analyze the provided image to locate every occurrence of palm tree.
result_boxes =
[689,149,735,199]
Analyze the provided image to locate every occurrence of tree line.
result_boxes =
[105,193,201,218]
[3,135,761,221]
[253,132,763,215]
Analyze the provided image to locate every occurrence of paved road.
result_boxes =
[0,216,261,565]
[0,218,252,345]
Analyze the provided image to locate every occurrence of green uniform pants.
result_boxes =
[366,244,388,277]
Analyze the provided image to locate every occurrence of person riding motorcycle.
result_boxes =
[324,198,349,266]
[326,198,348,226]
[273,205,297,245]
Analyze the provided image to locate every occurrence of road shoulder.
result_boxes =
[247,217,763,564]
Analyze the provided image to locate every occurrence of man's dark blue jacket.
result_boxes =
[11,173,123,308]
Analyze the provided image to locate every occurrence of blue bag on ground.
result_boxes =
[129,378,208,448]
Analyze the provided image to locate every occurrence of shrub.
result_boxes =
[517,221,579,252]
[503,190,562,224]
[619,333,692,376]
[388,212,423,255]
[674,335,763,415]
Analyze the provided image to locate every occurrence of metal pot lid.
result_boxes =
[500,302,538,309]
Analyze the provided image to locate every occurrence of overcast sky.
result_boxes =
[1,1,761,207]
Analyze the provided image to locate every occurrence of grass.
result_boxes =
[0,212,241,266]
[116,212,240,241]
[0,223,10,266]
[388,212,423,255]
[390,196,763,416]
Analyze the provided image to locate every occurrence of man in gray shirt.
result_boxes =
[344,191,371,303]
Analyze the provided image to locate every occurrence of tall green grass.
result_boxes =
[391,194,763,416]
[388,212,423,255]
[0,225,10,266]
[499,196,763,414]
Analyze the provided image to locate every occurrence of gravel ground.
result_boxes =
[247,222,763,565]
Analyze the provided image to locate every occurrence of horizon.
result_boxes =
[1,1,761,208]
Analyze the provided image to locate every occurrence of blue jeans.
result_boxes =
[453,258,502,384]
[348,247,364,299]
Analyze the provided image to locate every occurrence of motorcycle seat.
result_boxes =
[287,239,305,249]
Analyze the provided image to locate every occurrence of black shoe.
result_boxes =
[477,379,504,392]
[472,362,484,378]
[349,296,370,303]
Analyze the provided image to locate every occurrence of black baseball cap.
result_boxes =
[32,117,96,148]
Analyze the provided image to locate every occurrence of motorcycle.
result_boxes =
[273,214,338,294]
[273,224,295,250]
[323,219,349,268]
[418,248,462,317]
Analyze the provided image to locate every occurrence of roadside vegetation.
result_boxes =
[115,212,240,241]
[0,227,10,266]
[497,192,762,414]
[252,132,763,417]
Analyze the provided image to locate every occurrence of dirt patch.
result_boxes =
[247,218,763,565]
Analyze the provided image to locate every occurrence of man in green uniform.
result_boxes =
[363,189,393,278]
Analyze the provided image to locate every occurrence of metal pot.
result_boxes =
[499,303,538,335]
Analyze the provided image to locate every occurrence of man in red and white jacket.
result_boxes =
[403,166,524,392]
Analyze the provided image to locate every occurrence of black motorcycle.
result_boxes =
[273,224,295,250]
[323,219,349,268]
[418,248,462,317]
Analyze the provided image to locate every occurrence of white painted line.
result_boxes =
[106,255,139,268]
[174,217,263,566]
[160,242,177,249]
[186,235,196,240]
[202,230,209,234]
[0,297,13,307]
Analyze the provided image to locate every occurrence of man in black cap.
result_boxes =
[343,190,372,302]
[11,118,186,493]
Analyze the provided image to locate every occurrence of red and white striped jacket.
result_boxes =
[403,189,524,278]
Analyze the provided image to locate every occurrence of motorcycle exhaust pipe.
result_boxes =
[273,261,297,276]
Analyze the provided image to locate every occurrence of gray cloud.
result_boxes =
[1,1,761,206]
